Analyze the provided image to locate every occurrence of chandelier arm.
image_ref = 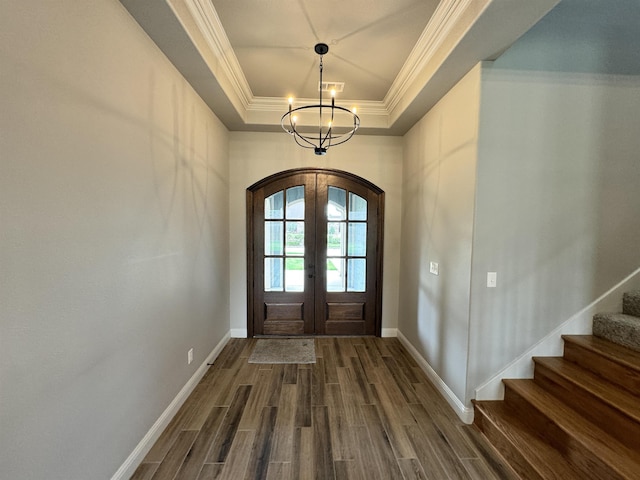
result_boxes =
[281,109,321,149]
[324,113,360,148]
[293,134,316,150]
[321,115,333,148]
[326,130,356,147]
[332,123,360,146]
[295,130,322,149]
[320,102,336,149]
[322,127,332,148]
[317,128,330,151]
[288,115,295,135]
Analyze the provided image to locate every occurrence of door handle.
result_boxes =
[308,264,315,278]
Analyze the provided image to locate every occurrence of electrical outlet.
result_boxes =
[429,261,439,275]
[188,348,194,365]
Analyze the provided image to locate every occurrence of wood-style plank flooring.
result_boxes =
[131,337,517,480]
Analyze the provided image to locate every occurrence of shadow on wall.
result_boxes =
[467,68,640,405]
[592,77,640,296]
[399,109,477,404]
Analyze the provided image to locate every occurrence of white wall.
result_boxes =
[467,66,640,402]
[0,1,230,479]
[398,65,481,411]
[398,61,640,414]
[228,132,403,336]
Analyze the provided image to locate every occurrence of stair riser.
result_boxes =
[533,365,640,452]
[593,314,640,353]
[563,341,640,395]
[623,291,640,317]
[504,385,627,480]
[473,404,545,480]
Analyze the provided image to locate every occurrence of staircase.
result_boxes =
[593,289,640,352]
[473,291,640,479]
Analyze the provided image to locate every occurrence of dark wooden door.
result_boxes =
[249,172,317,336]
[247,169,384,336]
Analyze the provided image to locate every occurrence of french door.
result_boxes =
[247,169,384,336]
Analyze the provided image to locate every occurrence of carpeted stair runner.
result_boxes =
[623,290,640,317]
[593,291,640,352]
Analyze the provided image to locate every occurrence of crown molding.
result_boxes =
[248,97,387,115]
[246,97,390,130]
[183,0,253,109]
[385,0,473,114]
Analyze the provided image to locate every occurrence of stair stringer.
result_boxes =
[475,268,640,401]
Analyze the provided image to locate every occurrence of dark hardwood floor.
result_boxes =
[131,337,517,480]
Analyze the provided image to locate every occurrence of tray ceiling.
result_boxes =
[121,0,574,134]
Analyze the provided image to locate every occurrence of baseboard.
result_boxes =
[111,331,231,480]
[396,330,474,424]
[230,328,247,338]
[474,267,640,401]
[381,328,397,337]
[234,328,393,338]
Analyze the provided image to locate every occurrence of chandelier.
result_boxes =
[281,43,360,155]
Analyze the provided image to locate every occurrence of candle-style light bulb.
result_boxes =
[352,107,357,114]
[330,89,336,98]
[292,115,297,126]
[288,96,293,112]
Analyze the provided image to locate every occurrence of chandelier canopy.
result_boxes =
[281,43,360,155]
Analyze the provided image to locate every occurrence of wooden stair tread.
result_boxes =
[532,356,640,422]
[473,400,581,479]
[503,379,640,478]
[562,335,640,371]
[477,332,640,478]
[562,335,640,395]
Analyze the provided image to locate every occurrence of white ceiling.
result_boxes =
[211,0,440,101]
[120,0,639,135]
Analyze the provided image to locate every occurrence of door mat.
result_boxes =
[248,338,316,364]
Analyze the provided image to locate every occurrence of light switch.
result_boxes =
[487,272,497,288]
[429,262,439,275]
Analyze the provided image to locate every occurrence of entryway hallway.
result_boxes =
[131,337,516,480]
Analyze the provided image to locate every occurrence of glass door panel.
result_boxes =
[348,192,367,220]
[286,186,305,219]
[347,223,367,256]
[285,221,304,256]
[264,258,283,292]
[327,222,346,256]
[265,191,284,219]
[347,258,366,292]
[264,222,283,255]
[264,188,307,293]
[327,186,346,220]
[327,258,345,292]
[285,257,304,292]
[325,188,367,293]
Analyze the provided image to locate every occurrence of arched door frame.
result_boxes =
[246,168,385,337]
